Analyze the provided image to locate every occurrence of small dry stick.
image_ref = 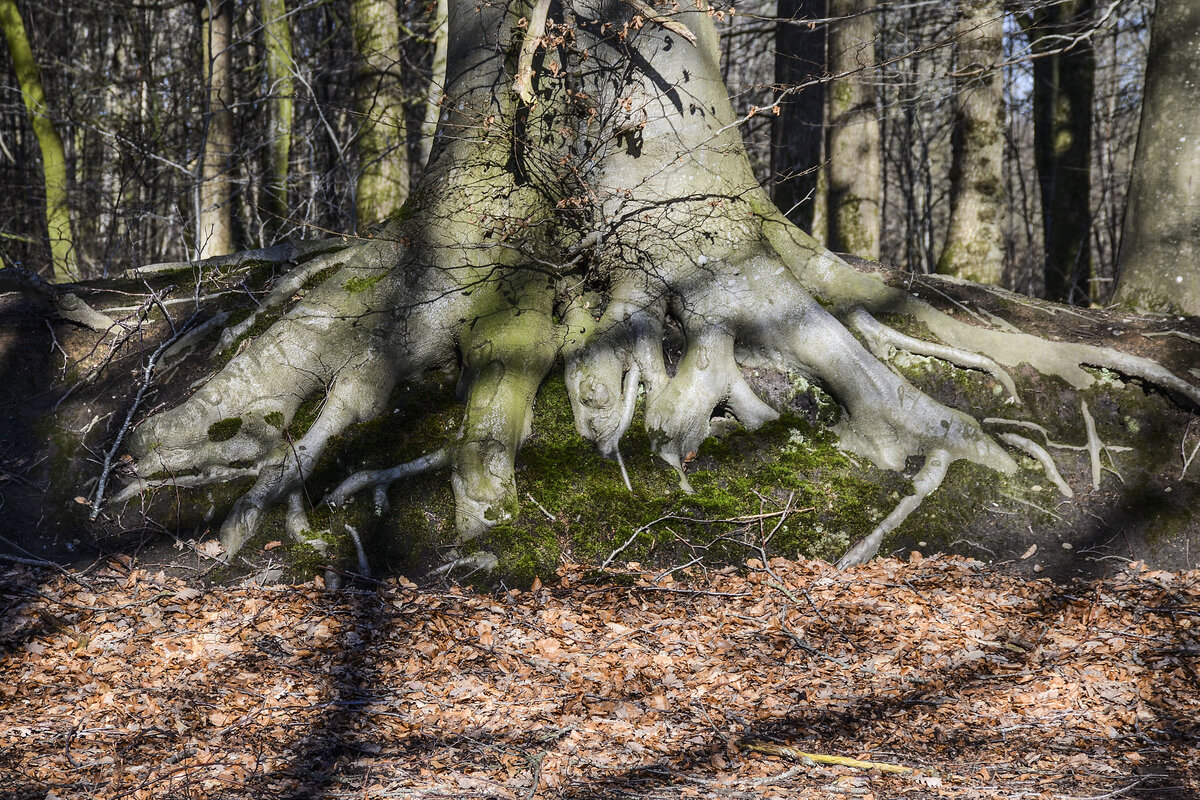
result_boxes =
[621,0,697,44]
[512,0,552,104]
[1182,421,1200,480]
[739,740,912,774]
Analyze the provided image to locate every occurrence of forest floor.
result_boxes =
[1,553,1197,799]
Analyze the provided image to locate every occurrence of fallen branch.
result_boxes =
[739,740,913,774]
[90,312,199,520]
[512,0,552,104]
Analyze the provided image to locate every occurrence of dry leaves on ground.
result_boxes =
[1,553,1197,799]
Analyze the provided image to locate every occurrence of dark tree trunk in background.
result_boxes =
[1026,0,1095,305]
[1114,0,1200,316]
[772,0,825,236]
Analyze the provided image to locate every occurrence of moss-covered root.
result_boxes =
[564,279,668,462]
[127,241,398,480]
[836,450,950,567]
[846,307,1018,402]
[450,272,559,541]
[217,345,405,555]
[210,241,366,355]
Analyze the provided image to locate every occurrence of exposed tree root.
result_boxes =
[324,449,451,512]
[103,0,1200,571]
[836,451,951,568]
[995,432,1074,498]
[846,307,1018,402]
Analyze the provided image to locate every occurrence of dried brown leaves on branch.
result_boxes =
[1,555,1197,798]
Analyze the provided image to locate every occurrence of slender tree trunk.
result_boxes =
[1113,0,1200,316]
[938,0,1005,284]
[1026,0,1095,305]
[0,0,76,281]
[825,0,880,259]
[772,0,825,236]
[259,0,294,231]
[351,0,409,226]
[418,0,448,172]
[198,0,235,259]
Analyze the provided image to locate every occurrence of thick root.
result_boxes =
[847,307,1019,402]
[836,450,951,568]
[996,432,1073,498]
[449,272,558,541]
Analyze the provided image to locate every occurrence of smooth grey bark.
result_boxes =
[1113,0,1200,316]
[198,0,234,259]
[113,0,1200,569]
[937,0,1005,285]
[825,0,881,259]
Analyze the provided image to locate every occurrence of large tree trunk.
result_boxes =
[1025,0,1095,305]
[197,0,235,259]
[937,0,1005,285]
[351,0,409,226]
[1113,0,1200,316]
[772,0,825,235]
[825,0,881,259]
[0,0,76,281]
[5,0,1199,581]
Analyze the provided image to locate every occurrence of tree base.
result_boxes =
[3,260,1197,586]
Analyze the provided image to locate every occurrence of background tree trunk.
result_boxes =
[198,0,234,259]
[937,0,1005,284]
[0,0,76,281]
[418,0,447,172]
[1026,0,1095,305]
[259,0,294,234]
[1113,0,1200,316]
[351,0,409,226]
[772,0,825,236]
[826,0,881,259]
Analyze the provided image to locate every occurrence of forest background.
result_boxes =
[0,0,1156,303]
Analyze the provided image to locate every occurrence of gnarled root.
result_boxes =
[324,449,450,513]
[450,270,558,540]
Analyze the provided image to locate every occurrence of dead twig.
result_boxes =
[739,740,913,773]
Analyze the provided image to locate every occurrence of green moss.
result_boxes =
[479,522,562,587]
[480,375,890,584]
[287,394,325,438]
[207,417,243,442]
[343,273,385,294]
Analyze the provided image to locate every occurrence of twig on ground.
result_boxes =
[739,740,912,773]
[526,493,555,522]
[90,311,199,520]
